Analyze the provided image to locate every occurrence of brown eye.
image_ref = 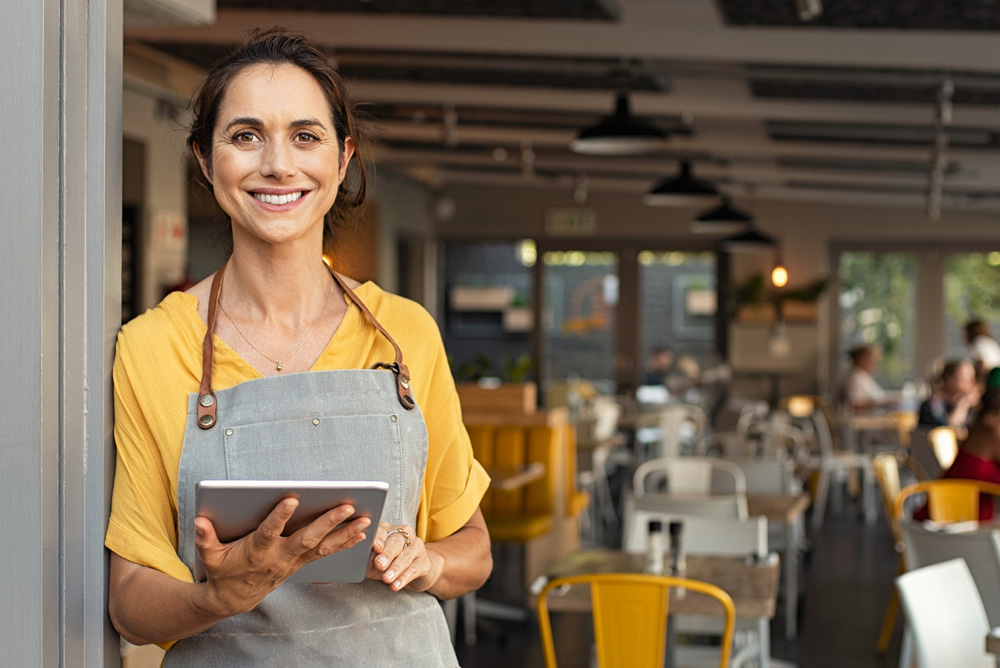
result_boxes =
[232,131,259,143]
[295,132,319,143]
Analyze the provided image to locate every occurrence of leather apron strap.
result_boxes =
[197,261,416,430]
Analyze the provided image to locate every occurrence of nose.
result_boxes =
[260,139,296,178]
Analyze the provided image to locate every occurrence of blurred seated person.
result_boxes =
[916,368,1000,521]
[965,319,1000,380]
[917,359,979,428]
[641,346,675,386]
[840,344,888,412]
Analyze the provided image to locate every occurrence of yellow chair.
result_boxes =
[893,479,1000,524]
[927,426,960,470]
[871,452,928,654]
[537,572,735,668]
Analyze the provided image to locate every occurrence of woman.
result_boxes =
[965,319,1000,381]
[840,344,886,412]
[917,359,979,428]
[921,368,1000,520]
[106,29,492,666]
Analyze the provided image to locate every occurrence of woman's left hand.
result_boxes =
[367,522,443,592]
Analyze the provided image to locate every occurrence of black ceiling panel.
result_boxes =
[217,0,621,20]
[766,120,1000,149]
[717,0,1000,31]
[148,43,666,92]
[750,79,1000,105]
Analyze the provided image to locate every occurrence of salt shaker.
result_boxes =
[645,520,666,575]
[669,520,686,577]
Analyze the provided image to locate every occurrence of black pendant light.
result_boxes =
[570,92,667,155]
[721,227,777,252]
[690,197,753,234]
[643,161,719,207]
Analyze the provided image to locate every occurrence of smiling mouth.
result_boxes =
[252,191,304,205]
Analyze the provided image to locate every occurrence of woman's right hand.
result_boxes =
[194,498,371,616]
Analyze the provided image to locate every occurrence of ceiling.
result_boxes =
[124,0,1000,216]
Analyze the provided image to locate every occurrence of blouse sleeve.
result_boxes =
[105,332,194,584]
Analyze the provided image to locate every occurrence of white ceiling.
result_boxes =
[124,0,1000,216]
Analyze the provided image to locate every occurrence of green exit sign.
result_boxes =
[544,208,597,236]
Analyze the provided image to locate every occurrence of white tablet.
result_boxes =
[194,479,389,583]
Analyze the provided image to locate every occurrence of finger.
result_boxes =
[294,504,357,552]
[371,521,393,554]
[250,497,299,551]
[381,540,418,584]
[389,562,426,591]
[310,517,371,558]
[374,530,409,571]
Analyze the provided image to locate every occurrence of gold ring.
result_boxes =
[385,528,411,547]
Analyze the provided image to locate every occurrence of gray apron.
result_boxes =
[165,264,458,667]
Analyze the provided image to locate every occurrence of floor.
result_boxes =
[456,498,907,668]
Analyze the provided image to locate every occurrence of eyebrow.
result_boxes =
[222,117,329,133]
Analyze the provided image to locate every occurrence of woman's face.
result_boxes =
[196,62,354,249]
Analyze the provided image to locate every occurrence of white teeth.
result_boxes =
[254,191,303,205]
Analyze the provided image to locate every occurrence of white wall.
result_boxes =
[123,87,190,310]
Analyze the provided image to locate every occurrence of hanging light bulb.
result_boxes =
[771,261,788,288]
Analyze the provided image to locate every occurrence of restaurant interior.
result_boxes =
[120,1,1000,666]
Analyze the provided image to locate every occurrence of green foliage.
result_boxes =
[729,273,830,312]
[943,253,1000,324]
[839,252,917,385]
[455,352,495,382]
[501,353,532,383]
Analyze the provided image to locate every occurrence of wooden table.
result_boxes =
[987,627,1000,655]
[748,494,811,640]
[486,462,545,491]
[537,549,780,667]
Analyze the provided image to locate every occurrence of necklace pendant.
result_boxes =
[276,363,282,371]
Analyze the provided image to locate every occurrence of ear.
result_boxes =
[193,142,213,186]
[338,136,355,183]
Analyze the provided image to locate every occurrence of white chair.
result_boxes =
[621,502,770,668]
[778,399,876,528]
[626,491,748,521]
[900,522,1000,627]
[653,403,708,459]
[622,504,767,558]
[724,457,799,495]
[633,456,747,497]
[895,558,994,668]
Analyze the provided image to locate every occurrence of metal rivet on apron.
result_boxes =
[198,414,215,428]
[313,418,320,426]
[390,415,398,422]
[199,394,215,407]
[225,428,233,436]
[400,376,410,390]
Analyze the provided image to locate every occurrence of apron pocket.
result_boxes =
[224,413,402,483]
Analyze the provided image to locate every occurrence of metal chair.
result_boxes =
[900,521,1000,626]
[633,455,747,497]
[927,426,959,470]
[871,452,928,655]
[893,479,1000,524]
[537,572,735,668]
[895,559,994,668]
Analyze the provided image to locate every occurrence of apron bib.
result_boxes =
[165,265,457,667]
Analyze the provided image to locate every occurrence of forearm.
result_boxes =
[109,554,232,646]
[422,512,492,600]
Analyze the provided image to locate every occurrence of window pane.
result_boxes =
[638,250,717,396]
[838,252,917,389]
[543,250,618,394]
[443,241,533,382]
[943,251,1000,362]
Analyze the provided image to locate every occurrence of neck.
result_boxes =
[224,244,336,325]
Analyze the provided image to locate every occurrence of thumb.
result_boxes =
[194,516,221,552]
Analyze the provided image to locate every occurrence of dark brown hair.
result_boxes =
[965,319,991,343]
[186,28,372,249]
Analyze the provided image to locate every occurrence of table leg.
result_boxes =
[758,618,771,668]
[784,517,801,640]
[664,613,676,668]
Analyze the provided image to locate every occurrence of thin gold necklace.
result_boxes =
[218,275,335,372]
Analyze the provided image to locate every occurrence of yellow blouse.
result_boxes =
[106,282,489,584]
